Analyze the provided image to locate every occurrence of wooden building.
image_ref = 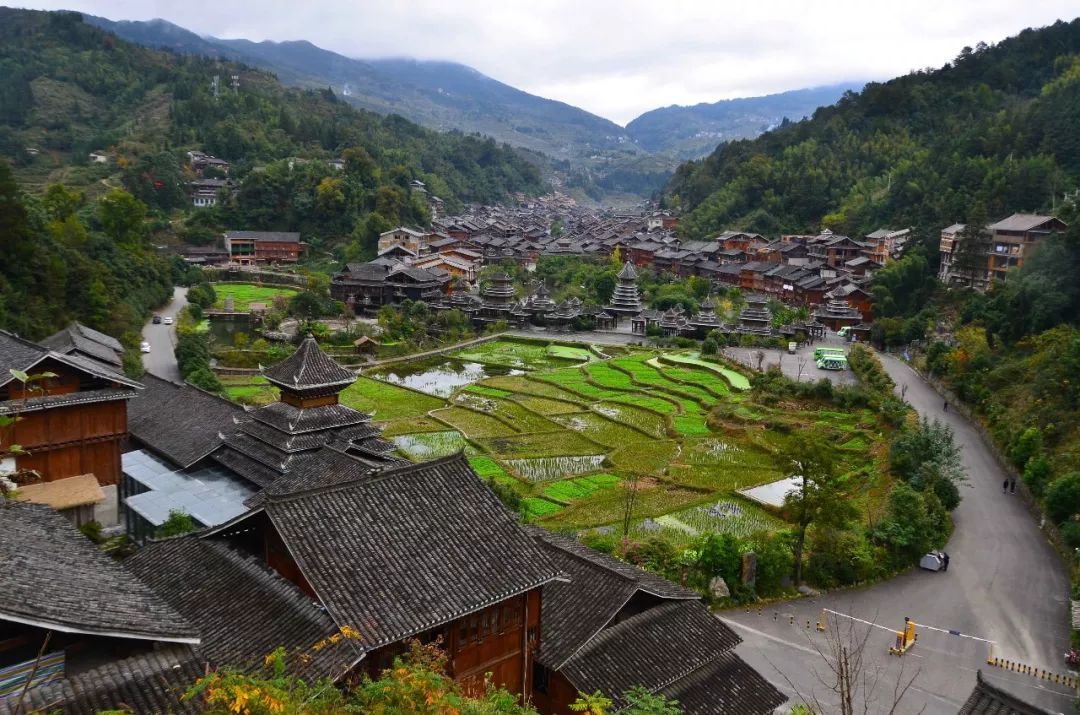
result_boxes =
[128,449,562,700]
[529,529,786,714]
[0,330,140,492]
[223,231,303,264]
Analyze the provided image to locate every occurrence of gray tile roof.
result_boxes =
[225,230,301,242]
[0,330,47,378]
[560,600,741,706]
[0,388,134,416]
[128,374,242,468]
[0,645,203,715]
[262,336,356,391]
[249,401,368,434]
[958,670,1054,715]
[39,322,123,367]
[259,453,561,653]
[532,529,697,669]
[657,651,788,715]
[0,502,197,643]
[126,536,358,679]
[987,213,1065,233]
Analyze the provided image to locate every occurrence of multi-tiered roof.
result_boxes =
[607,261,643,316]
[213,336,403,488]
[812,297,863,330]
[737,294,774,336]
[689,295,723,333]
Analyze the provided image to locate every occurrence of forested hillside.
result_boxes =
[664,19,1080,244]
[83,14,636,162]
[0,9,544,210]
[0,8,546,343]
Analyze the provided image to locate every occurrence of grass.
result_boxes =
[542,474,620,503]
[609,440,680,475]
[593,402,668,439]
[663,353,751,390]
[380,416,449,437]
[468,456,516,484]
[212,283,298,311]
[522,497,564,519]
[510,395,585,415]
[476,430,603,458]
[392,431,470,460]
[546,344,594,361]
[551,412,651,449]
[465,385,514,398]
[433,406,518,438]
[340,377,445,421]
[224,383,277,406]
[452,395,563,434]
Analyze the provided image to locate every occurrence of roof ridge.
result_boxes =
[263,451,470,504]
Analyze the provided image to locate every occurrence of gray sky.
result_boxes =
[16,0,1080,124]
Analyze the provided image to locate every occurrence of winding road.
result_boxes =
[140,286,187,382]
[723,353,1073,713]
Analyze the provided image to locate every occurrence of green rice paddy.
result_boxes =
[211,283,298,311]
[224,338,883,542]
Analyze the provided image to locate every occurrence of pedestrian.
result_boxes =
[1003,478,1009,494]
[943,400,948,412]
[942,552,950,572]
[1009,478,1016,494]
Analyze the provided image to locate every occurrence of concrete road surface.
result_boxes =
[141,286,188,382]
[724,353,1074,713]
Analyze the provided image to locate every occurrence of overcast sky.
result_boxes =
[16,0,1080,124]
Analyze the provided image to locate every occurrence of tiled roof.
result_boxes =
[262,336,356,391]
[987,213,1065,233]
[0,331,138,390]
[657,651,788,715]
[225,230,301,242]
[0,645,203,715]
[128,374,242,468]
[246,444,404,506]
[0,502,197,643]
[958,671,1054,714]
[618,261,638,280]
[39,322,123,367]
[561,600,741,707]
[126,536,357,679]
[532,529,695,669]
[0,388,134,416]
[250,401,367,434]
[260,453,561,653]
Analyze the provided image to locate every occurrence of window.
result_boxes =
[532,663,550,694]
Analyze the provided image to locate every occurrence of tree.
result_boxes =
[1044,472,1080,524]
[781,436,857,585]
[97,188,147,249]
[953,204,991,287]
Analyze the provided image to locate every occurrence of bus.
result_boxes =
[816,354,848,370]
[813,346,846,361]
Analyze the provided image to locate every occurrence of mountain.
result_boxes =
[625,83,862,159]
[82,15,636,163]
[663,18,1080,241]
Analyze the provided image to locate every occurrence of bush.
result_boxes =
[1023,456,1053,497]
[158,509,196,538]
[1044,472,1080,524]
[187,366,224,394]
[485,477,521,514]
[806,527,878,587]
[1059,521,1080,550]
[1010,427,1044,471]
[701,337,718,355]
[187,282,217,308]
[874,483,947,567]
[580,531,618,555]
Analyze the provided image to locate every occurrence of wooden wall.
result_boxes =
[9,401,127,485]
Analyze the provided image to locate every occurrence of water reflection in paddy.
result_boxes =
[370,360,523,398]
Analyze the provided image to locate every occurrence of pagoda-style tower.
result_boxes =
[812,297,863,332]
[738,294,774,336]
[688,295,722,337]
[477,272,517,322]
[607,261,643,318]
[213,335,403,487]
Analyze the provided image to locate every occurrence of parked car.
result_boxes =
[140,341,151,353]
[163,316,173,325]
[152,315,162,324]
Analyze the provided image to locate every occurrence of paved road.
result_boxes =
[141,286,187,382]
[724,335,858,387]
[724,354,1073,713]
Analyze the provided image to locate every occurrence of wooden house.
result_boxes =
[0,331,140,495]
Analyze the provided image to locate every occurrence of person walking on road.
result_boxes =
[1009,478,1017,494]
[943,400,948,412]
[1003,478,1010,494]
[942,552,950,572]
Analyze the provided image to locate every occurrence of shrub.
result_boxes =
[186,282,217,308]
[806,527,878,587]
[187,366,224,393]
[1059,521,1080,550]
[1023,456,1053,497]
[1044,472,1080,524]
[1010,427,1044,471]
[701,337,718,355]
[581,531,618,555]
[158,509,196,538]
[485,477,522,515]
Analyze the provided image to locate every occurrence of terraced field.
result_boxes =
[224,339,885,544]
